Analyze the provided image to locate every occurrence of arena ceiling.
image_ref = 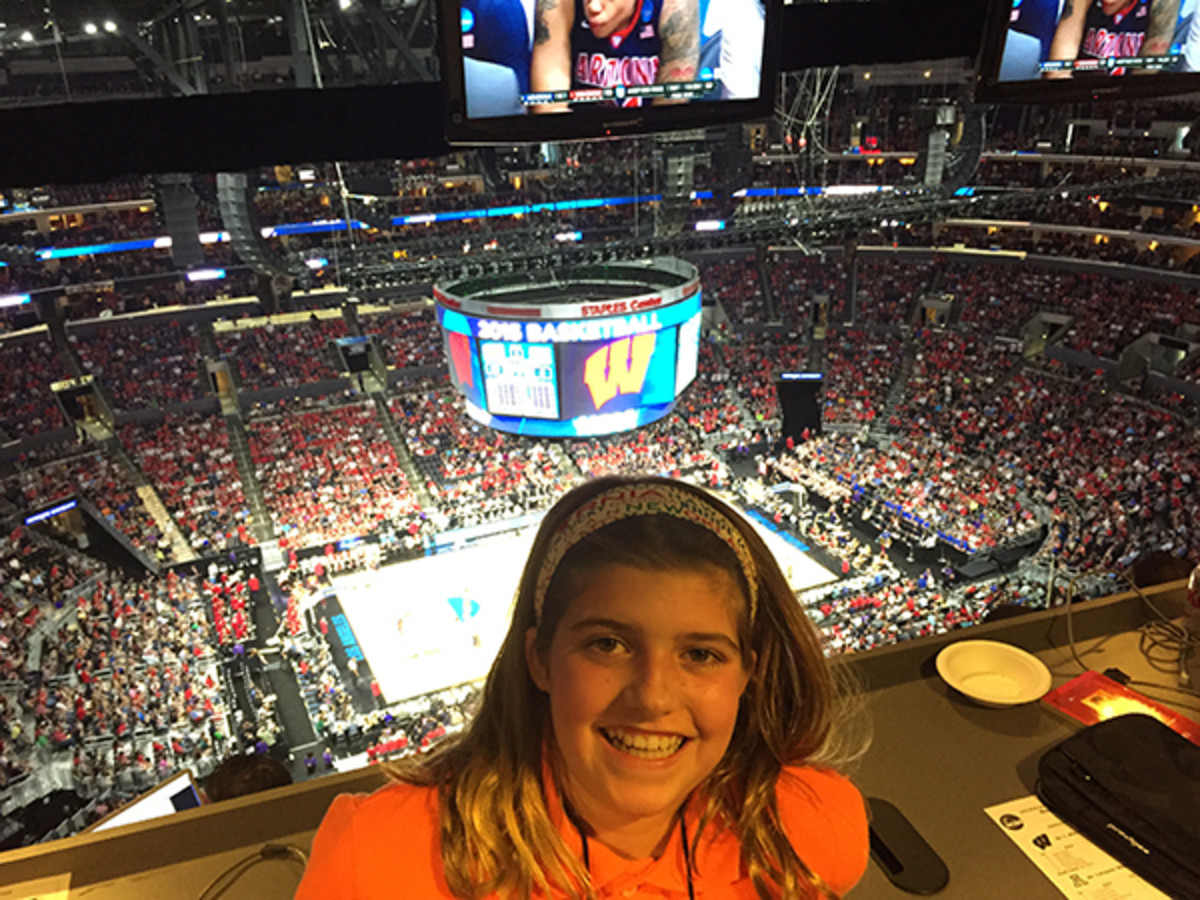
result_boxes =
[0,0,436,101]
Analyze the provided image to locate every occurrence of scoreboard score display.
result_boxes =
[434,259,702,438]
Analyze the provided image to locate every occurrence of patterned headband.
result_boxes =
[533,483,759,624]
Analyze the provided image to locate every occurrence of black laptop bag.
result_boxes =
[1036,713,1200,900]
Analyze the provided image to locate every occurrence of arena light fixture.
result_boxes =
[24,500,78,526]
[20,30,34,42]
[84,22,97,34]
[103,20,117,33]
[186,268,226,282]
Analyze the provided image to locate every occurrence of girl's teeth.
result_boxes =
[602,729,685,757]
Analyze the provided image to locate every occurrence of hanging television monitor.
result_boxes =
[438,0,783,143]
[975,0,1200,102]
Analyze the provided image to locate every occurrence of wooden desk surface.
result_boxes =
[850,587,1196,899]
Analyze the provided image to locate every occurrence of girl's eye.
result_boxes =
[684,647,724,665]
[588,636,623,654]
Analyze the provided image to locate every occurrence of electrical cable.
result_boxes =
[1063,568,1200,701]
[195,842,308,900]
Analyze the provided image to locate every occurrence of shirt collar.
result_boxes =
[607,3,643,48]
[539,756,744,894]
[1111,0,1139,23]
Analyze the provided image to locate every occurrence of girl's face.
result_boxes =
[526,564,752,847]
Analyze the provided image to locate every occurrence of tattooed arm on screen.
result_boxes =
[653,0,700,104]
[1143,0,1181,56]
[529,0,574,110]
[1045,0,1087,78]
[656,0,700,84]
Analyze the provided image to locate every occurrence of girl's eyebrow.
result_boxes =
[568,618,741,653]
[679,632,742,654]
[567,617,633,633]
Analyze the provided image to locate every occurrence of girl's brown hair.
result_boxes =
[387,476,863,898]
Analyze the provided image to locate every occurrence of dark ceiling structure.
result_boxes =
[0,0,990,185]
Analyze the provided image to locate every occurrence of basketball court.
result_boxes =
[334,508,837,705]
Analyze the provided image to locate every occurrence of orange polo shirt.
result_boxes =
[295,766,868,899]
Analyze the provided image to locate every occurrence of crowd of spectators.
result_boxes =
[938,223,1189,272]
[822,329,904,425]
[364,309,444,370]
[389,389,572,528]
[120,413,255,556]
[3,216,1195,583]
[2,142,1195,327]
[248,401,423,547]
[3,139,1200,847]
[566,412,729,486]
[936,258,1200,364]
[71,321,203,410]
[801,566,1001,654]
[4,448,179,564]
[943,262,1044,338]
[59,273,261,322]
[25,208,163,249]
[272,565,383,753]
[6,251,188,293]
[364,682,479,764]
[852,260,926,326]
[891,328,1024,454]
[292,630,363,749]
[0,337,67,440]
[1001,378,1199,571]
[767,254,843,322]
[1,528,233,834]
[771,434,1040,554]
[698,256,767,323]
[721,332,809,422]
[675,340,747,440]
[893,346,1200,571]
[218,317,349,390]
[204,570,253,648]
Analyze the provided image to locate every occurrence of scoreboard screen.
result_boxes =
[437,292,702,437]
[480,341,559,419]
[558,328,677,418]
[675,309,702,395]
[444,330,486,410]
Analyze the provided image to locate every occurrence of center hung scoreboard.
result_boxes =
[433,258,702,438]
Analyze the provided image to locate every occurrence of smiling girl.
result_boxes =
[296,476,868,899]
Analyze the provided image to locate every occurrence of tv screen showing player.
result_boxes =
[979,0,1198,95]
[441,0,781,142]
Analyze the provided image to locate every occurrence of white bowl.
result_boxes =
[935,640,1053,707]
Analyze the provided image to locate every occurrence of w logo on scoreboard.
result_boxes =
[583,334,656,410]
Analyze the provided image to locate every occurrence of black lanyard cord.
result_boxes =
[575,814,696,900]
